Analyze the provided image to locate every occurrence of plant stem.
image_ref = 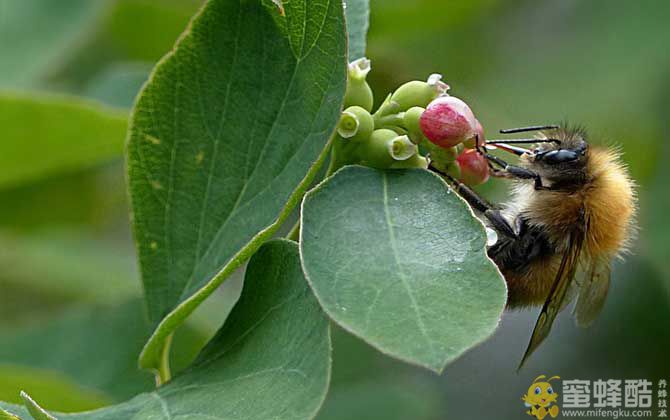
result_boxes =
[374,113,405,129]
[286,132,341,243]
[156,333,173,386]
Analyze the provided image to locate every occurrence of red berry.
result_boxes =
[456,149,489,186]
[419,96,477,148]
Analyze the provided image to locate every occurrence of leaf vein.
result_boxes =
[381,173,436,357]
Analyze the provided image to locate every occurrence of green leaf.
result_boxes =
[344,0,370,60]
[300,166,506,372]
[0,0,107,87]
[0,93,127,190]
[0,407,21,420]
[19,393,55,420]
[127,0,346,370]
[0,240,331,420]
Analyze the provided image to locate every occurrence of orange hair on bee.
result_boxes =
[583,146,637,260]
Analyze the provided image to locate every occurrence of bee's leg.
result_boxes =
[430,166,518,239]
[489,167,513,179]
[477,151,550,190]
[506,166,550,191]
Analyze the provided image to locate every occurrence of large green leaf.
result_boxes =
[0,240,331,420]
[127,0,346,370]
[300,166,506,372]
[344,0,370,60]
[0,93,127,190]
[0,0,107,87]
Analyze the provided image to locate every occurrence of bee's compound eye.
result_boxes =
[535,387,542,395]
[547,387,553,394]
[542,149,579,164]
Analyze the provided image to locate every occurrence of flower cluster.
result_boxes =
[332,58,489,186]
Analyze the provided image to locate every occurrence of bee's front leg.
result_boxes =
[477,151,550,190]
[429,165,518,239]
[505,166,550,191]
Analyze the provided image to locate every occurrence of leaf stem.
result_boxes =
[286,132,340,243]
[156,332,173,386]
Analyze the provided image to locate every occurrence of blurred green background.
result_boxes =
[0,0,668,419]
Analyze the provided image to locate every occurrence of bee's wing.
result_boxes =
[573,257,611,327]
[559,273,582,312]
[518,230,584,370]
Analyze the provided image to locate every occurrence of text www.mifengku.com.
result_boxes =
[561,408,653,418]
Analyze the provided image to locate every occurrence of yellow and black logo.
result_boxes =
[522,375,561,419]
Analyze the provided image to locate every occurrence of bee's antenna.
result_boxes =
[500,125,559,134]
[486,138,561,145]
[488,143,530,156]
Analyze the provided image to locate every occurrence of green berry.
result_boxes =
[337,106,374,142]
[420,138,457,172]
[403,106,426,144]
[390,74,449,111]
[358,129,398,169]
[390,153,428,169]
[446,161,461,179]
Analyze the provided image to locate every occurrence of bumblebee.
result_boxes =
[439,124,636,368]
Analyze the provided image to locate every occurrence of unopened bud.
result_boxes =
[390,74,449,112]
[420,95,478,148]
[344,58,374,112]
[402,106,425,144]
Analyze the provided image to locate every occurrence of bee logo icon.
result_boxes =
[522,375,560,419]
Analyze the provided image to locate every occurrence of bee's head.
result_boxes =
[486,123,591,188]
[513,125,590,187]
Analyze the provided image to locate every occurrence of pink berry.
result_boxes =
[456,149,489,186]
[419,96,478,148]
